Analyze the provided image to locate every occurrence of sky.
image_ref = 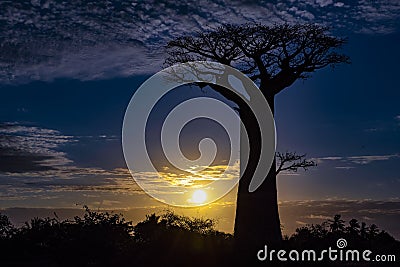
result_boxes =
[0,0,400,238]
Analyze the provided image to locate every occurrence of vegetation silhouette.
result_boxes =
[0,209,399,266]
[286,214,399,266]
[165,23,350,255]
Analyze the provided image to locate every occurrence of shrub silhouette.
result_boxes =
[287,214,400,265]
[133,211,233,266]
[1,206,136,266]
[0,210,398,266]
[0,208,232,267]
[0,213,15,239]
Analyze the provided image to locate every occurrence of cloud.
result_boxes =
[0,122,123,174]
[315,0,333,8]
[288,6,315,20]
[130,161,240,189]
[304,214,331,220]
[0,122,146,204]
[0,122,75,172]
[347,154,399,165]
[355,0,400,34]
[334,166,355,170]
[334,2,345,8]
[0,166,144,206]
[0,0,399,84]
[0,120,239,205]
[313,154,400,167]
[317,156,343,161]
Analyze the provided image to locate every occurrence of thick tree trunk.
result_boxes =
[206,84,282,261]
[234,94,282,260]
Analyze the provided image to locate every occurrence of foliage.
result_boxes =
[0,207,135,266]
[0,209,398,266]
[0,213,16,239]
[287,214,400,262]
[0,208,232,267]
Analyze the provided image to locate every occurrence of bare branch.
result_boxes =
[165,23,350,96]
[276,151,316,175]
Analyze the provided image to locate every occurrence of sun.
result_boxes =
[191,189,207,204]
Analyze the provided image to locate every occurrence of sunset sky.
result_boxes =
[0,0,399,238]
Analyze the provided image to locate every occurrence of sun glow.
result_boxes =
[191,189,207,204]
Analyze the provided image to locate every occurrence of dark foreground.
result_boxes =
[0,208,398,267]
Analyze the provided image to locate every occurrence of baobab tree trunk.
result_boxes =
[206,84,282,259]
[234,93,282,259]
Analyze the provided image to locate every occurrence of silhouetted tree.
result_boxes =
[133,211,232,267]
[276,151,316,175]
[346,218,360,236]
[360,221,368,238]
[368,223,379,238]
[5,207,136,266]
[166,23,350,253]
[310,221,329,239]
[0,213,15,239]
[288,215,400,265]
[328,214,345,233]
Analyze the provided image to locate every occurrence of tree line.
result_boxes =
[0,208,398,266]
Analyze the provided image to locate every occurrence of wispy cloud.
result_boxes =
[334,166,355,170]
[334,2,345,8]
[0,122,75,172]
[0,122,122,173]
[315,0,333,8]
[347,154,399,165]
[0,122,144,206]
[355,0,400,34]
[313,153,400,167]
[304,214,331,220]
[0,166,143,208]
[0,0,399,84]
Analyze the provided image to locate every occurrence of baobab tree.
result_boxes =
[165,23,349,256]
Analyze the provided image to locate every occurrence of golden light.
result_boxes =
[191,189,207,204]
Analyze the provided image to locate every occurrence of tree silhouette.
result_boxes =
[133,211,232,263]
[166,23,350,254]
[360,221,368,238]
[368,223,379,238]
[276,151,316,175]
[347,218,361,236]
[12,207,135,266]
[288,214,400,263]
[0,213,15,239]
[328,214,346,233]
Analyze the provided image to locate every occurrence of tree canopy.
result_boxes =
[166,23,350,96]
